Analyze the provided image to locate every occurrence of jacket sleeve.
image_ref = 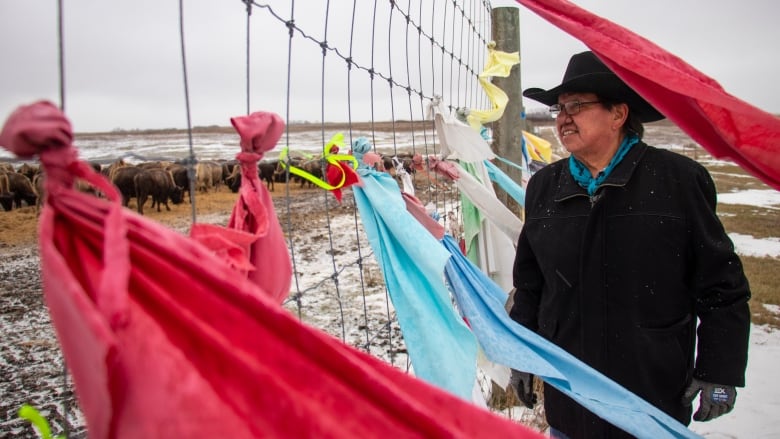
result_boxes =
[686,163,751,387]
[510,225,544,332]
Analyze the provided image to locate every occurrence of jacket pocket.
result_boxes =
[637,314,694,398]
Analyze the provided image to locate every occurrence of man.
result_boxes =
[509,51,751,438]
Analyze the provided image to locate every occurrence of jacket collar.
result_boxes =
[553,141,648,202]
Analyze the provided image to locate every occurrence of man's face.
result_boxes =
[555,92,626,158]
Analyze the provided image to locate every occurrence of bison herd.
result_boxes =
[0,163,38,211]
[0,153,417,215]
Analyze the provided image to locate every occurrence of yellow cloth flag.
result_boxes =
[466,43,520,130]
[523,130,553,163]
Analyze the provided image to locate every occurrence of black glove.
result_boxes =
[509,369,537,408]
[681,378,737,422]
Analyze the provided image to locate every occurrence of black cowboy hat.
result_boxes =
[523,51,664,123]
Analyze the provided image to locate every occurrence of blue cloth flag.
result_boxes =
[351,165,477,400]
[484,159,526,207]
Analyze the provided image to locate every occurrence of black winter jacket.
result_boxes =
[510,142,751,438]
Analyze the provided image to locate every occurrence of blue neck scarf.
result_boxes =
[569,133,639,196]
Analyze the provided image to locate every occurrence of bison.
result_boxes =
[3,171,37,209]
[225,165,242,193]
[103,159,128,180]
[0,193,12,211]
[297,158,323,188]
[259,159,278,191]
[0,172,12,211]
[273,157,298,184]
[111,165,143,208]
[166,163,192,202]
[33,172,44,210]
[137,161,162,170]
[17,163,39,182]
[194,162,213,193]
[224,160,277,193]
[133,168,183,215]
[202,161,224,192]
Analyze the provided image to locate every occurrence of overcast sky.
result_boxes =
[0,0,777,133]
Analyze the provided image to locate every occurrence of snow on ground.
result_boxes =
[729,233,780,258]
[690,323,780,438]
[719,189,780,210]
[719,189,780,259]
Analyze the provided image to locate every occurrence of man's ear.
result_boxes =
[613,103,629,129]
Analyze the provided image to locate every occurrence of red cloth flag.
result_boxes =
[325,145,362,203]
[222,111,291,303]
[516,0,780,190]
[0,101,543,439]
[190,111,291,303]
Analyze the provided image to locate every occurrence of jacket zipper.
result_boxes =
[588,182,627,206]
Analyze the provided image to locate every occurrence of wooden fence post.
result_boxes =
[490,7,524,215]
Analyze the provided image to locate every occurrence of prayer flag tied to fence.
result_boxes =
[515,0,780,190]
[190,111,292,304]
[350,151,478,401]
[0,101,547,439]
[522,130,553,164]
[466,44,520,130]
[429,99,520,292]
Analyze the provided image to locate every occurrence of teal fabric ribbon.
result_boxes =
[484,159,525,207]
[351,139,478,400]
[350,137,373,170]
[569,133,639,195]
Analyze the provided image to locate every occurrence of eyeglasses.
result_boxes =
[549,100,601,117]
